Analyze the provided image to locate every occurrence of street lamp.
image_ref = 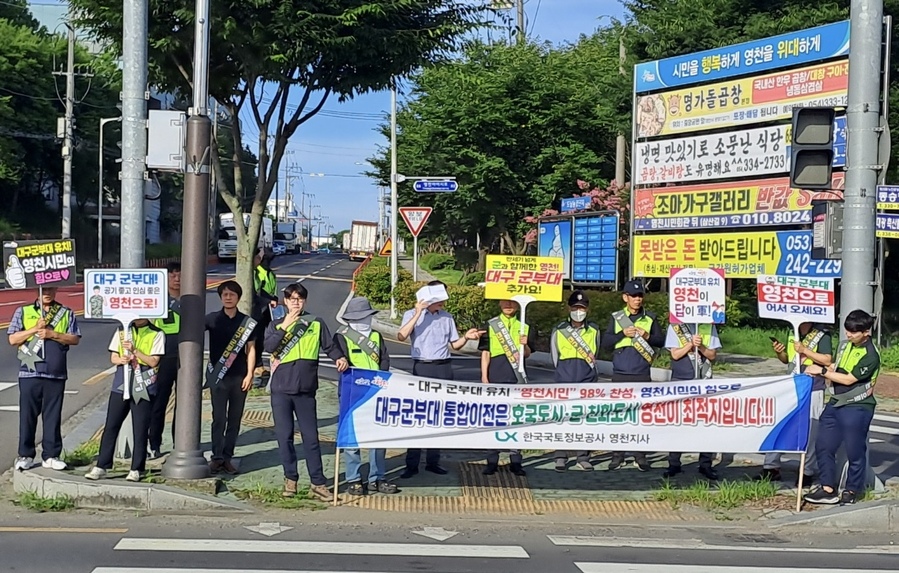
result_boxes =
[97,116,121,262]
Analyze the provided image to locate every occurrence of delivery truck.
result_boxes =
[217,213,273,262]
[348,220,378,261]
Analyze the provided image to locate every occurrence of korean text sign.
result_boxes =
[83,269,169,320]
[669,268,726,325]
[632,230,842,279]
[633,174,844,231]
[634,20,850,93]
[337,368,812,453]
[2,239,77,289]
[757,275,835,324]
[484,255,563,302]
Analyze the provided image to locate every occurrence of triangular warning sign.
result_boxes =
[399,207,433,237]
[379,238,392,257]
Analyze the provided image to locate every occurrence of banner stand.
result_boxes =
[796,452,807,512]
[333,446,341,506]
[512,294,536,382]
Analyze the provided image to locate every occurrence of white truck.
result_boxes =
[275,221,299,254]
[348,220,378,261]
[217,213,273,262]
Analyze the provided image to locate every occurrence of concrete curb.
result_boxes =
[765,499,899,531]
[13,467,253,513]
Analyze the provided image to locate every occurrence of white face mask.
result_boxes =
[570,309,587,322]
[349,316,372,335]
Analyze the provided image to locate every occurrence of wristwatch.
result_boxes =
[819,366,827,377]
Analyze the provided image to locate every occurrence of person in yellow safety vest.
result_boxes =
[601,279,665,472]
[550,291,601,472]
[333,297,399,495]
[264,282,348,501]
[8,286,82,472]
[149,261,181,459]
[253,248,278,376]
[760,321,832,485]
[480,299,534,477]
[805,310,879,506]
[85,319,165,482]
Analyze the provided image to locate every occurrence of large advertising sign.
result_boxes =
[337,369,812,453]
[537,219,571,279]
[484,255,563,302]
[634,117,846,185]
[631,230,842,279]
[636,60,848,138]
[634,20,850,93]
[633,174,844,231]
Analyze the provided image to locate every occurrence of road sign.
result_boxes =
[413,180,457,193]
[399,207,433,237]
[379,238,393,257]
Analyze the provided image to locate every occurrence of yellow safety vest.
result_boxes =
[255,266,277,298]
[489,315,530,358]
[22,304,70,340]
[344,331,382,370]
[786,329,823,368]
[277,317,321,364]
[613,308,655,350]
[555,323,599,360]
[153,297,181,335]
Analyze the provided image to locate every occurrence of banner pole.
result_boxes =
[693,322,700,379]
[38,285,45,360]
[333,447,341,506]
[796,452,807,513]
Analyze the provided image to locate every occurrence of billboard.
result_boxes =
[636,60,848,138]
[571,214,618,284]
[631,230,842,279]
[537,219,571,279]
[634,20,850,93]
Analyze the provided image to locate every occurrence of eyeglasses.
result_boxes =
[285,297,305,302]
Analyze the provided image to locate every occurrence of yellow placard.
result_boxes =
[484,255,564,301]
[635,60,848,137]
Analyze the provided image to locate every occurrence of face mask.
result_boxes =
[570,310,587,322]
[349,316,372,335]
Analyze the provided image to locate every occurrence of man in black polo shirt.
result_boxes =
[205,280,258,474]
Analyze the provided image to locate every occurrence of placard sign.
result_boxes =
[669,267,726,324]
[484,255,564,302]
[756,275,835,324]
[3,239,77,289]
[83,269,169,322]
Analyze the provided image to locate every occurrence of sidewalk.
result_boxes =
[398,257,437,282]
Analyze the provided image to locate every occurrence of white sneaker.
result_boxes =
[84,467,107,480]
[14,457,33,471]
[125,470,141,482]
[41,457,67,471]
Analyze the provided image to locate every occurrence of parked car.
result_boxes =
[317,247,331,254]
[272,241,287,256]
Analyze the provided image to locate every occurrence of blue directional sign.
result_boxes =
[560,197,593,213]
[413,180,458,193]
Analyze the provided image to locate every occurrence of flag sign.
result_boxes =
[757,275,835,324]
[399,207,433,237]
[668,267,726,324]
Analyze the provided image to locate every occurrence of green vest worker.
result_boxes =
[86,319,165,482]
[333,297,398,495]
[149,261,181,459]
[264,282,348,501]
[805,310,880,506]
[8,286,81,472]
[253,248,278,374]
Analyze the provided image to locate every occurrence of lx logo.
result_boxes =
[495,431,518,443]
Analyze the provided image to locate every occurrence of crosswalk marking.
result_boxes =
[549,536,899,555]
[869,424,899,436]
[575,565,877,573]
[0,382,15,393]
[873,412,899,423]
[113,538,530,558]
[95,570,414,573]
[0,405,18,412]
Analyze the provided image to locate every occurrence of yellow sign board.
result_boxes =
[484,255,564,301]
[379,238,392,257]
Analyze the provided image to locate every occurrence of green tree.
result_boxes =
[71,0,490,311]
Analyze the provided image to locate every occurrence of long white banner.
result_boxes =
[337,369,812,453]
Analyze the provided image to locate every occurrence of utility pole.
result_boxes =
[377,186,386,249]
[97,116,121,261]
[389,84,399,319]
[615,32,627,187]
[60,25,75,239]
[163,0,212,480]
[840,0,884,326]
[120,0,149,268]
[516,0,525,43]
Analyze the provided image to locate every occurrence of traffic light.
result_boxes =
[790,107,836,189]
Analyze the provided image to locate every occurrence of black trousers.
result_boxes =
[609,372,648,461]
[271,391,326,485]
[405,360,453,469]
[148,357,177,451]
[18,376,66,460]
[97,392,153,472]
[210,375,248,461]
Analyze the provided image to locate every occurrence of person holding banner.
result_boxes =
[85,319,165,482]
[758,322,832,484]
[480,299,534,477]
[264,283,348,501]
[663,322,722,481]
[602,280,664,471]
[805,310,879,506]
[550,290,601,471]
[205,280,257,475]
[334,297,399,495]
[149,261,181,460]
[8,287,82,472]
[253,248,279,377]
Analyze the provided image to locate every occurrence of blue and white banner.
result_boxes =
[337,369,812,453]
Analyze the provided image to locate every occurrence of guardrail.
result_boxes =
[350,255,373,292]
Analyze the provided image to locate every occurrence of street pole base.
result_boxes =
[161,449,210,480]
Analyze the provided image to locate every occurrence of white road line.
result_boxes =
[575,564,877,573]
[0,405,19,412]
[550,536,899,555]
[0,382,15,393]
[869,424,899,436]
[113,538,530,558]
[873,413,899,423]
[94,570,417,573]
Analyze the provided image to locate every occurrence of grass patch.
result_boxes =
[654,478,779,510]
[247,386,270,398]
[719,326,783,358]
[231,482,326,510]
[62,438,101,467]
[427,266,464,285]
[14,491,76,512]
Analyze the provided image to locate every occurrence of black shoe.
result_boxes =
[662,466,683,479]
[698,466,719,481]
[634,454,652,472]
[509,463,527,477]
[374,480,399,494]
[347,482,366,496]
[754,467,781,482]
[147,448,164,460]
[840,490,858,505]
[400,467,419,479]
[482,463,498,476]
[608,453,625,471]
[794,473,815,488]
[804,486,839,505]
[425,464,448,475]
